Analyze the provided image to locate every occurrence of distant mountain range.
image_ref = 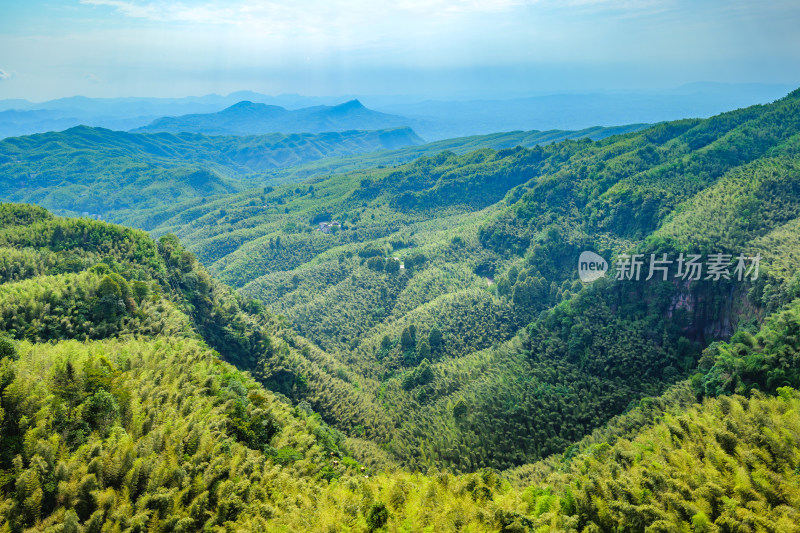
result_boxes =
[0,83,793,140]
[374,83,799,139]
[128,82,798,140]
[132,99,412,136]
[0,91,348,114]
[0,92,356,139]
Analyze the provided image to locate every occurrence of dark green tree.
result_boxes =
[453,398,468,419]
[0,335,17,361]
[366,502,389,531]
[83,389,119,433]
[93,275,124,320]
[417,338,431,363]
[400,327,415,353]
[428,327,443,353]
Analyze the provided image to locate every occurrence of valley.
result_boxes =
[1,89,800,531]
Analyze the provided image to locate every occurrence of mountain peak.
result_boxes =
[133,97,408,135]
[217,101,288,121]
[335,99,366,111]
[226,100,264,111]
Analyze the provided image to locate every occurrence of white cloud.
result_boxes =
[79,0,532,27]
[3,0,791,100]
[79,0,242,24]
[394,0,525,13]
[75,0,530,56]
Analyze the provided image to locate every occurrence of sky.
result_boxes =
[0,0,799,101]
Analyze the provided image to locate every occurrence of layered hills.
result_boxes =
[0,126,422,219]
[2,89,800,531]
[0,123,641,224]
[134,88,800,473]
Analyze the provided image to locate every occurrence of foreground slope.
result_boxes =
[5,338,799,531]
[0,202,390,452]
[4,204,800,531]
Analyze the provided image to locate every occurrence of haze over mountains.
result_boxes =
[377,83,798,139]
[132,99,411,136]
[0,82,793,141]
[0,92,349,139]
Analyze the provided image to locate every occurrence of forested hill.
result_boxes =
[2,89,800,532]
[4,91,800,477]
[0,126,425,220]
[0,202,379,530]
[0,123,645,227]
[3,204,800,531]
[0,200,393,443]
[121,88,800,474]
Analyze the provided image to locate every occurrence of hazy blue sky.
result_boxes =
[1,0,799,100]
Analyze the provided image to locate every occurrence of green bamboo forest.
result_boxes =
[2,89,800,531]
